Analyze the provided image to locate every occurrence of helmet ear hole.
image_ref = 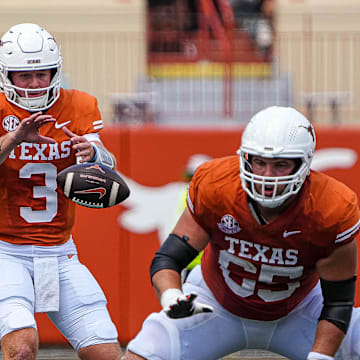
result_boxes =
[7,71,14,83]
[291,158,303,175]
[50,68,57,79]
[244,155,253,173]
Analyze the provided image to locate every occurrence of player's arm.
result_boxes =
[0,112,55,165]
[308,238,357,360]
[0,131,21,164]
[150,207,213,318]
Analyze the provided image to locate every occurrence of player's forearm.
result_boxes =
[310,320,344,358]
[152,269,182,302]
[0,132,21,165]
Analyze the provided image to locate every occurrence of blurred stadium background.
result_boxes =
[1,0,360,359]
[2,0,359,126]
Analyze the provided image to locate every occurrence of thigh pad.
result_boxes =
[127,312,181,360]
[0,299,36,338]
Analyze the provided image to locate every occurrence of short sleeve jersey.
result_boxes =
[187,155,360,320]
[0,89,104,245]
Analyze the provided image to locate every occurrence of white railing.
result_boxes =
[50,29,360,125]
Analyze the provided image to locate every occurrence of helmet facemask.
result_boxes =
[5,67,61,111]
[239,151,310,208]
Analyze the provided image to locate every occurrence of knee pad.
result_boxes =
[127,312,181,360]
[0,300,36,338]
[78,319,118,350]
[70,312,119,351]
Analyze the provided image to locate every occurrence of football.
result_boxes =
[57,163,130,208]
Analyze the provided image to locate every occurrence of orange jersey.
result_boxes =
[0,89,104,245]
[188,155,360,320]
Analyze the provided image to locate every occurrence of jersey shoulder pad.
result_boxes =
[189,156,241,209]
[309,171,360,237]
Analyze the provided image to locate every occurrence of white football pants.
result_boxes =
[127,265,360,360]
[0,253,118,351]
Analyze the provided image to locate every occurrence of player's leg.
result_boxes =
[0,254,38,360]
[122,351,146,360]
[47,255,121,360]
[124,265,248,360]
[1,328,38,360]
[78,343,122,360]
[268,282,323,360]
[336,306,360,359]
[268,281,360,360]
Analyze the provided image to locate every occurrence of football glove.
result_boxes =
[160,288,213,319]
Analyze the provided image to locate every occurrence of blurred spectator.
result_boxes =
[229,0,274,58]
[111,93,154,124]
[148,0,198,53]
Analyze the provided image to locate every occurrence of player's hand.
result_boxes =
[13,112,56,144]
[160,288,213,319]
[62,126,95,163]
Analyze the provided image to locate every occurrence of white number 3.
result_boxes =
[19,163,58,223]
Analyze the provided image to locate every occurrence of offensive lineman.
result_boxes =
[123,106,360,360]
[0,23,121,359]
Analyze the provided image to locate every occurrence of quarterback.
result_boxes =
[123,106,360,360]
[0,24,121,359]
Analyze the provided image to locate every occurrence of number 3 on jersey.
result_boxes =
[19,163,58,223]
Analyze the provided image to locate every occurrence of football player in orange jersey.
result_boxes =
[0,23,121,359]
[123,106,360,360]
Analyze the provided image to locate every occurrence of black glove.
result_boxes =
[161,289,213,319]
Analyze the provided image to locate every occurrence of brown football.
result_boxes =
[57,163,130,208]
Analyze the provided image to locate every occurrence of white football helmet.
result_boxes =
[0,23,62,111]
[238,106,316,208]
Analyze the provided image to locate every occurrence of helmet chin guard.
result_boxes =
[0,23,62,111]
[238,106,316,208]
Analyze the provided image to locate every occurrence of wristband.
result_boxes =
[89,146,97,162]
[307,352,334,360]
[160,288,183,309]
[90,143,114,168]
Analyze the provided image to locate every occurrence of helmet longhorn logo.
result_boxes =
[298,125,315,142]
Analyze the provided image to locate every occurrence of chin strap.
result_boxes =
[17,94,48,110]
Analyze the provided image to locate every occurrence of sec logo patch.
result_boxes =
[2,115,20,132]
[217,214,241,234]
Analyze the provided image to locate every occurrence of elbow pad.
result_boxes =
[319,276,356,334]
[150,234,199,282]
